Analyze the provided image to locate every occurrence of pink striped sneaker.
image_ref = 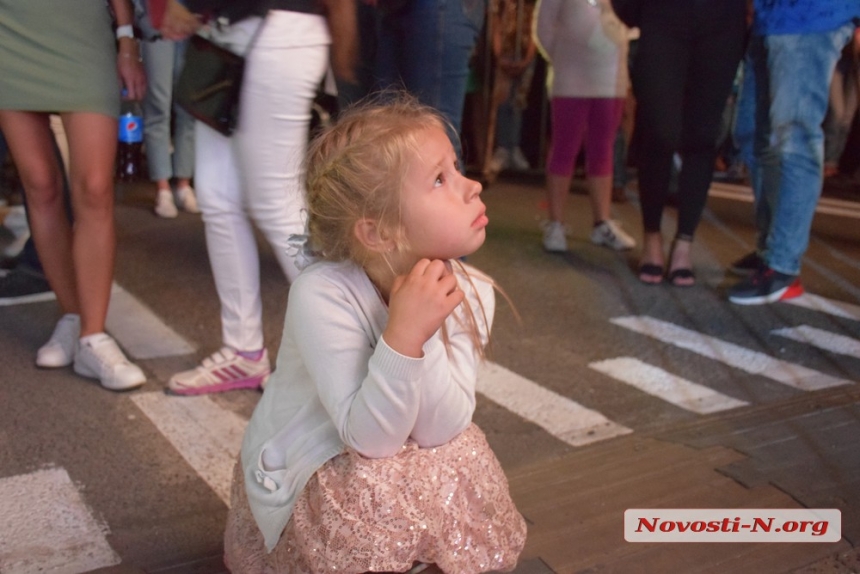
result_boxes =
[167,347,270,396]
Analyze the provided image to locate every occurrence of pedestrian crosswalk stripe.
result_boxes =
[0,467,120,574]
[107,283,196,359]
[784,293,860,322]
[772,325,860,360]
[589,357,750,414]
[131,392,244,506]
[478,361,632,447]
[710,182,860,219]
[611,316,852,391]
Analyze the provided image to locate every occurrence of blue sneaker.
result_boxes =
[729,251,765,276]
[0,267,55,306]
[728,267,804,305]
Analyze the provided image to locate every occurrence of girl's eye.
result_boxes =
[434,175,444,187]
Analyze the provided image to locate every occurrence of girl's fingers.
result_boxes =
[421,258,451,280]
[438,272,459,296]
[410,258,432,277]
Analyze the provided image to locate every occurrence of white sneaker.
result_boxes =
[176,185,200,214]
[509,147,530,171]
[36,313,80,368]
[3,205,30,258]
[154,189,178,218]
[74,333,146,391]
[489,147,509,174]
[591,220,636,251]
[167,348,270,396]
[542,220,569,253]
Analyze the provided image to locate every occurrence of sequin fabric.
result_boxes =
[224,424,527,573]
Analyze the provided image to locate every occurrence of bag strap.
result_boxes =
[243,12,268,57]
[201,10,268,58]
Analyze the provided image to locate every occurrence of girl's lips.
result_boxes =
[472,210,489,228]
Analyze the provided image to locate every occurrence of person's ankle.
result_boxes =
[236,348,265,361]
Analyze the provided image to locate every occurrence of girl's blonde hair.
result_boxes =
[304,94,502,359]
[305,93,448,264]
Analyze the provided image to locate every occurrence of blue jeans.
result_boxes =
[735,24,855,275]
[374,0,486,158]
[495,62,534,151]
[139,14,195,181]
[495,90,523,151]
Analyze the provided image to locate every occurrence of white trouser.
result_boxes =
[195,12,330,351]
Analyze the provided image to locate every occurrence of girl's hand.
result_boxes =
[383,259,465,358]
[117,39,147,101]
[159,0,202,40]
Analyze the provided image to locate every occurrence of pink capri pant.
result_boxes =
[546,97,625,178]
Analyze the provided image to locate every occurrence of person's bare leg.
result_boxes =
[547,172,571,223]
[586,174,612,225]
[0,111,79,313]
[62,112,118,336]
[668,236,695,286]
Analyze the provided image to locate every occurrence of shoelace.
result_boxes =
[89,338,129,367]
[53,318,78,346]
[751,268,775,285]
[200,348,241,369]
[202,349,232,367]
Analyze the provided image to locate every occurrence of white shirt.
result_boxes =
[240,260,496,551]
[534,0,632,98]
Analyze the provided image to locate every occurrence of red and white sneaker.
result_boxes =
[167,347,270,396]
[728,267,804,305]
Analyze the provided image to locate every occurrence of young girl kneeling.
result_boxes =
[224,97,527,573]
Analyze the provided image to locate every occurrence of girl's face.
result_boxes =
[398,126,487,262]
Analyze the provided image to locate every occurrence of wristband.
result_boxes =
[116,24,135,40]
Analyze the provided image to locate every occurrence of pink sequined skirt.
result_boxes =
[224,424,527,574]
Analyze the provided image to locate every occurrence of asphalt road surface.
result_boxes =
[1,177,858,573]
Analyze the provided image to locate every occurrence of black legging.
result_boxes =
[632,0,747,240]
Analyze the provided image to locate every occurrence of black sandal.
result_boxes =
[667,267,695,287]
[638,263,664,285]
[667,235,695,287]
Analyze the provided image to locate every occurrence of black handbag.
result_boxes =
[175,34,246,135]
[175,11,270,136]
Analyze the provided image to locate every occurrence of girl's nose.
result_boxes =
[466,176,482,200]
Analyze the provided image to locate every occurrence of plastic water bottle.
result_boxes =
[116,89,144,182]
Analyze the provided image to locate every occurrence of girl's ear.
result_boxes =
[353,218,396,253]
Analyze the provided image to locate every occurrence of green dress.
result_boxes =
[0,0,121,117]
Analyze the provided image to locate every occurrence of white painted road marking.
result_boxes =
[612,316,852,391]
[107,283,196,359]
[131,392,245,506]
[478,361,632,447]
[784,293,860,322]
[125,361,632,515]
[773,325,860,360]
[0,467,120,574]
[709,182,860,219]
[0,289,55,306]
[589,357,750,414]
